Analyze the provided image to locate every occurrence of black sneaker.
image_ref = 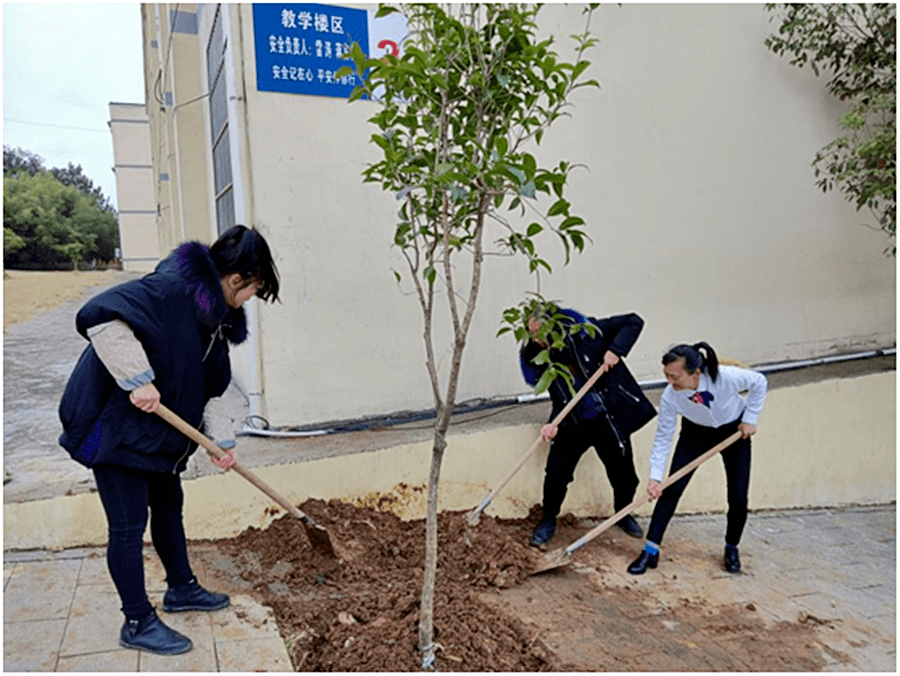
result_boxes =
[616,514,643,538]
[529,518,557,546]
[163,577,230,613]
[119,609,193,655]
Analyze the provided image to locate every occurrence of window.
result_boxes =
[207,6,234,233]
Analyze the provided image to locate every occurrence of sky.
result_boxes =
[3,3,147,210]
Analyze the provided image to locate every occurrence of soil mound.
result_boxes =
[209,499,833,672]
[214,499,554,671]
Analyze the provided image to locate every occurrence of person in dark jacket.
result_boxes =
[520,307,656,546]
[59,225,280,656]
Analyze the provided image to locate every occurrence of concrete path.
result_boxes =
[4,505,894,671]
[3,271,140,502]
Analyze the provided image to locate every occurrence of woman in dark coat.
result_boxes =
[520,307,656,546]
[59,225,279,655]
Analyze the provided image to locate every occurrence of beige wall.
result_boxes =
[219,3,895,428]
[109,102,158,272]
[144,3,215,255]
[5,369,893,550]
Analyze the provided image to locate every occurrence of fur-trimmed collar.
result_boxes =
[158,241,249,345]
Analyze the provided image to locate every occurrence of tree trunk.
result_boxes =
[417,423,448,670]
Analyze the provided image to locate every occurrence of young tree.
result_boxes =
[341,4,599,668]
[765,4,896,254]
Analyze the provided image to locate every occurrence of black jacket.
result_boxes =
[59,242,248,472]
[520,308,656,449]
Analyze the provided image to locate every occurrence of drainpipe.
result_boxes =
[222,5,265,422]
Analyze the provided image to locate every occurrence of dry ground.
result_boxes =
[3,269,119,331]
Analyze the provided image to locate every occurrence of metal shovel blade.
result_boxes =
[299,515,339,559]
[532,547,572,575]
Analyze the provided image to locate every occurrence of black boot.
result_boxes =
[616,514,643,538]
[163,577,230,613]
[627,550,659,575]
[724,545,741,573]
[119,609,193,655]
[530,518,557,546]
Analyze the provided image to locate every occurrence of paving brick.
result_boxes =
[216,637,294,672]
[209,594,282,642]
[60,586,125,656]
[4,618,68,671]
[57,650,140,671]
[3,558,81,622]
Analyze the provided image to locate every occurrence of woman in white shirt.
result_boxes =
[627,342,767,575]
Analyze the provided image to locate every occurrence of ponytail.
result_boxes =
[662,342,719,382]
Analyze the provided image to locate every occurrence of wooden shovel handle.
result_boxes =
[154,403,313,525]
[562,430,744,556]
[469,363,610,518]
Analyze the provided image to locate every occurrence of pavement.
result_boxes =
[4,504,895,671]
[3,544,292,672]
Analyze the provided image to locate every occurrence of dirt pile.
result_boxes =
[214,499,554,671]
[208,499,835,672]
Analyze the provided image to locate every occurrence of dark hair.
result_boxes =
[210,225,280,302]
[662,342,719,382]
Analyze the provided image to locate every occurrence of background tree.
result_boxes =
[3,171,115,269]
[3,146,46,178]
[341,3,599,668]
[765,4,896,254]
[3,146,119,269]
[51,162,116,213]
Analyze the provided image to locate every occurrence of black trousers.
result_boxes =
[646,417,751,547]
[542,416,639,520]
[93,463,195,621]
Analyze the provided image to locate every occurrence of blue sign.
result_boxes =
[252,4,369,99]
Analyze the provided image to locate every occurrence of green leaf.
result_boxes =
[424,265,437,286]
[534,368,556,395]
[547,198,569,217]
[376,5,399,18]
[532,348,551,366]
[526,222,543,237]
[523,153,537,177]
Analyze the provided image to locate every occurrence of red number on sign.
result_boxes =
[378,39,399,57]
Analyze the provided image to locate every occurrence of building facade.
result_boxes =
[108,102,158,272]
[134,3,895,428]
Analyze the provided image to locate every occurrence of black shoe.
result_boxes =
[119,609,193,655]
[163,577,230,613]
[724,546,741,573]
[530,518,556,546]
[616,514,643,538]
[627,550,659,575]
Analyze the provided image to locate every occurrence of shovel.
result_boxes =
[532,430,743,574]
[466,363,610,527]
[155,403,339,559]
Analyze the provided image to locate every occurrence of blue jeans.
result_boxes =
[93,464,194,620]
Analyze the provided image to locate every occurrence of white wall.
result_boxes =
[230,4,892,427]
